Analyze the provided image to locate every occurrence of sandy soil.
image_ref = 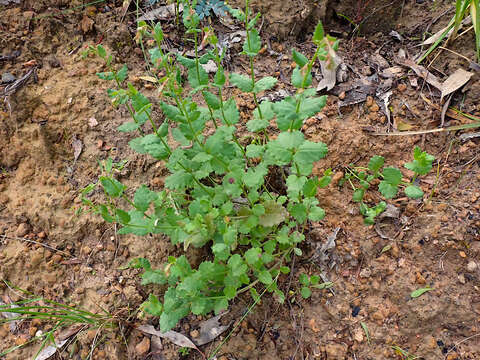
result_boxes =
[1,0,480,359]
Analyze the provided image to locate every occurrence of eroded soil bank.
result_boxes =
[1,0,480,359]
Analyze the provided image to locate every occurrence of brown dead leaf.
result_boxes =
[308,318,320,332]
[72,135,83,164]
[80,15,94,34]
[137,324,199,350]
[195,312,230,346]
[396,120,414,131]
[440,68,473,100]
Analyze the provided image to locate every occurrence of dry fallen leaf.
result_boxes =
[72,135,83,164]
[34,340,69,360]
[80,15,94,34]
[137,324,199,349]
[440,68,473,100]
[195,312,230,345]
[138,3,184,21]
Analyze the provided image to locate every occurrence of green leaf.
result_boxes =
[405,185,424,199]
[224,286,237,300]
[382,167,403,185]
[100,176,126,197]
[258,200,288,227]
[117,64,128,82]
[298,96,327,121]
[404,147,435,175]
[300,286,312,299]
[410,287,433,298]
[191,297,208,315]
[289,203,307,223]
[243,28,261,56]
[313,22,325,44]
[188,66,209,89]
[292,66,312,88]
[212,243,230,261]
[293,247,302,256]
[308,206,325,221]
[353,188,365,202]
[299,273,309,285]
[292,49,308,67]
[228,254,247,277]
[221,97,240,125]
[273,97,297,131]
[277,131,305,149]
[203,91,221,110]
[165,170,194,190]
[286,175,307,202]
[253,76,277,93]
[142,294,163,316]
[230,73,253,92]
[97,72,115,81]
[243,164,268,189]
[117,122,140,132]
[378,182,398,199]
[214,66,226,87]
[133,185,158,211]
[160,102,181,121]
[368,155,385,173]
[246,144,264,158]
[142,269,167,285]
[245,247,262,266]
[258,270,273,285]
[293,141,328,164]
[280,266,290,274]
[97,44,107,58]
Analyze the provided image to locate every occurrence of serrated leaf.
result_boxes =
[253,76,277,93]
[382,167,402,185]
[117,64,128,82]
[100,176,126,197]
[289,203,307,223]
[293,141,328,164]
[378,182,398,199]
[404,147,435,175]
[286,175,307,202]
[134,185,157,212]
[229,73,253,92]
[298,96,327,121]
[245,144,264,158]
[203,91,221,110]
[220,97,240,125]
[97,44,107,58]
[214,66,226,87]
[308,206,325,221]
[142,294,163,316]
[410,287,433,298]
[243,28,261,56]
[258,200,288,227]
[165,170,194,190]
[368,155,385,173]
[245,247,262,265]
[405,185,424,199]
[258,270,273,285]
[277,131,305,149]
[118,122,140,132]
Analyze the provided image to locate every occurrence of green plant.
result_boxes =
[298,273,333,299]
[419,0,480,62]
[340,147,435,224]
[0,285,116,359]
[82,0,339,333]
[178,346,191,356]
[392,345,420,360]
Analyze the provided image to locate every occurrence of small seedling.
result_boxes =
[410,287,433,298]
[340,147,435,224]
[298,273,333,299]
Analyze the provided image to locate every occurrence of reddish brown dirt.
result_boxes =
[1,0,480,359]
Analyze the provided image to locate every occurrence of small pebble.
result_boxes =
[467,261,478,272]
[1,72,16,83]
[352,306,360,317]
[397,83,407,92]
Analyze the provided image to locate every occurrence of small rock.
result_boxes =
[37,231,46,239]
[15,336,29,346]
[467,261,477,272]
[16,223,30,237]
[353,328,364,342]
[458,273,466,284]
[397,83,407,92]
[1,72,16,83]
[88,117,98,128]
[338,91,346,100]
[325,343,348,359]
[459,251,467,258]
[359,268,372,278]
[190,329,199,338]
[135,337,150,355]
[366,96,374,107]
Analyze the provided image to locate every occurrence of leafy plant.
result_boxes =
[83,0,339,332]
[195,0,228,19]
[340,147,435,224]
[298,273,333,299]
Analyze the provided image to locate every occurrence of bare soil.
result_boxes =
[1,0,480,359]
